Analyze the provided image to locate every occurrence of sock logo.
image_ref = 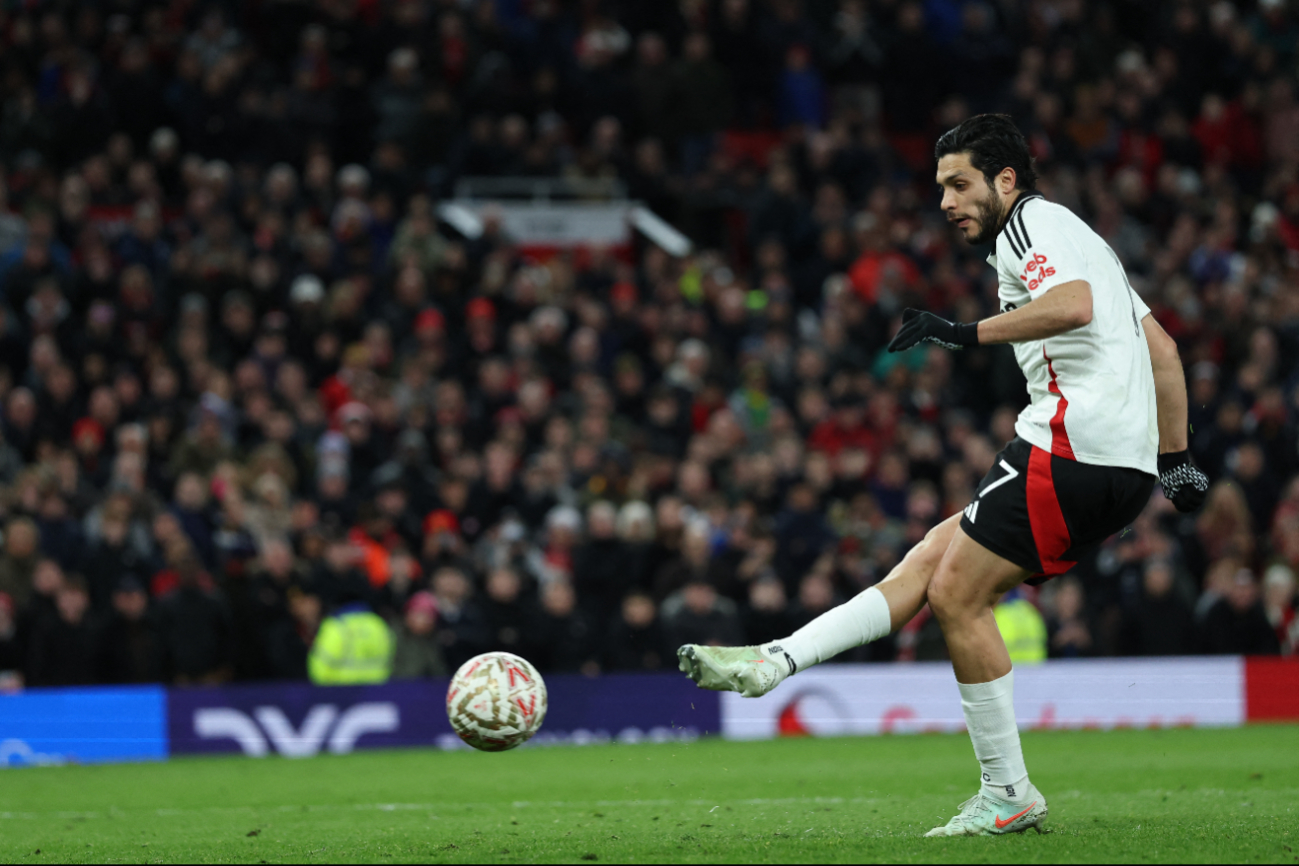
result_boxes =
[982,773,991,783]
[765,644,796,674]
[1005,784,1016,799]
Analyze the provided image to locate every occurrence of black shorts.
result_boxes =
[959,437,1155,585]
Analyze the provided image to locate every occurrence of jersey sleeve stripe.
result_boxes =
[1016,211,1032,249]
[1005,219,1024,258]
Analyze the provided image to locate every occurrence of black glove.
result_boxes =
[1157,450,1209,513]
[887,309,980,353]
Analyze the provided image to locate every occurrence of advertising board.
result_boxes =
[168,674,721,757]
[0,686,167,766]
[3,658,1290,768]
[720,658,1246,740]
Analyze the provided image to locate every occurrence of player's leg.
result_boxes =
[927,526,1026,684]
[677,512,961,698]
[922,527,1048,836]
[782,510,964,658]
[872,511,967,630]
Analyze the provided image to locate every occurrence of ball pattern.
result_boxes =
[446,652,548,752]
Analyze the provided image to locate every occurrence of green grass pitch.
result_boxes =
[1,726,1296,864]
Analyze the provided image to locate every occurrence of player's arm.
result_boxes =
[1141,313,1187,453]
[1141,313,1208,511]
[973,280,1092,344]
[887,280,1092,352]
[888,212,1094,352]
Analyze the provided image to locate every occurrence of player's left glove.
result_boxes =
[887,309,980,353]
[1157,449,1209,513]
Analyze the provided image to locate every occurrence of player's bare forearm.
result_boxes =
[975,280,1093,345]
[1142,314,1189,453]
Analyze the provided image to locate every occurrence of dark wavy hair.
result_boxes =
[934,114,1038,191]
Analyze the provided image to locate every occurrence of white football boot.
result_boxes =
[924,784,1049,837]
[676,643,795,698]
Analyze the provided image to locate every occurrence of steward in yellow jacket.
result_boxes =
[308,603,393,685]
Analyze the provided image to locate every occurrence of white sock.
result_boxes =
[959,670,1031,803]
[772,586,892,673]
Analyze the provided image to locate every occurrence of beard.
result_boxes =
[963,188,1007,245]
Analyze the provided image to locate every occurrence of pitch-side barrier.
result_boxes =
[0,658,1294,767]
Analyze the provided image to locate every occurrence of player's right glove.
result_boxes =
[887,309,980,353]
[1157,450,1209,512]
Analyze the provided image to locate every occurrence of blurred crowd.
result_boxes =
[0,0,1296,690]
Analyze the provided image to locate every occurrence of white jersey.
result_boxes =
[988,192,1157,475]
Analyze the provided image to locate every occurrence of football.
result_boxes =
[446,652,548,752]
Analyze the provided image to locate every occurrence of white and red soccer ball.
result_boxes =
[446,652,548,752]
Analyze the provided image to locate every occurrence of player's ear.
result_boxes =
[998,167,1017,195]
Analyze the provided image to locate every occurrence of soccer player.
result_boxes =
[677,114,1209,837]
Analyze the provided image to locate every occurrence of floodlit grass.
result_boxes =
[1,726,1296,863]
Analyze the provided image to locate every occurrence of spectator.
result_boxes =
[1121,559,1198,657]
[0,176,25,257]
[371,49,425,156]
[26,575,100,686]
[1045,579,1092,659]
[265,589,321,681]
[774,483,835,590]
[430,566,489,671]
[531,581,597,675]
[99,577,160,684]
[743,578,793,646]
[391,591,448,680]
[481,566,535,659]
[777,45,826,130]
[1262,564,1297,656]
[632,33,675,142]
[1201,567,1282,655]
[573,501,631,619]
[787,571,842,636]
[603,592,667,672]
[0,593,20,689]
[662,579,745,650]
[528,505,582,588]
[171,472,216,566]
[1190,482,1256,575]
[614,500,657,592]
[311,535,371,610]
[18,557,65,635]
[155,551,235,685]
[0,517,41,610]
[83,504,153,611]
[653,519,716,600]
[670,32,733,175]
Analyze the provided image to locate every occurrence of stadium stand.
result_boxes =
[0,0,1294,688]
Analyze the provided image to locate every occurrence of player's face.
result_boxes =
[936,153,1005,245]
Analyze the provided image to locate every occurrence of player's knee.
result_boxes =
[927,567,976,624]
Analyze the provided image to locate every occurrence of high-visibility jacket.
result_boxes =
[308,605,393,685]
[994,598,1047,665]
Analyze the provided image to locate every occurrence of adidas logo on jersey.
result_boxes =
[964,501,979,523]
